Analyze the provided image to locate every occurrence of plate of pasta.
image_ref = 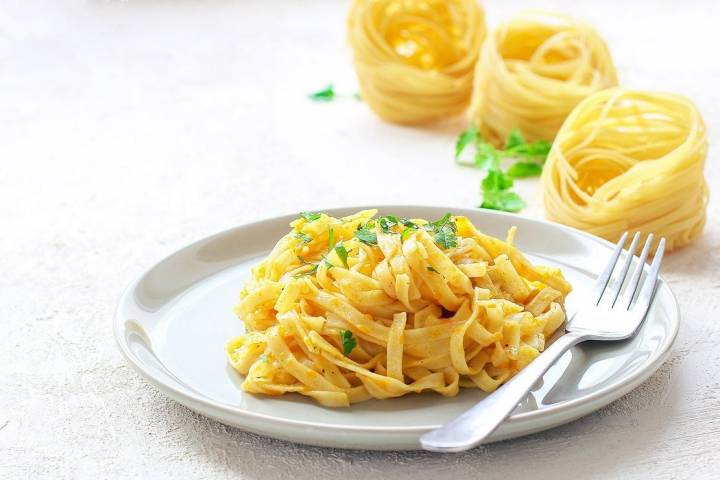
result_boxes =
[114,206,679,450]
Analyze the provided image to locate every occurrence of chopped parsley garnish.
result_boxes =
[294,255,319,277]
[401,227,414,241]
[377,216,420,235]
[294,232,312,243]
[378,215,400,233]
[323,258,334,270]
[308,85,335,102]
[426,213,458,249]
[433,225,457,249]
[327,226,335,251]
[399,218,419,229]
[334,245,349,268]
[428,213,452,230]
[355,214,458,249]
[340,330,357,355]
[299,211,322,222]
[355,223,378,245]
[293,263,318,277]
[454,126,551,213]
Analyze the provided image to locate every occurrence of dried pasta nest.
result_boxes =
[542,88,708,251]
[470,11,618,146]
[348,0,486,124]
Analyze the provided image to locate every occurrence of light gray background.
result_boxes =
[1,0,718,478]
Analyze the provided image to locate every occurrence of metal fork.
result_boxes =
[420,232,666,453]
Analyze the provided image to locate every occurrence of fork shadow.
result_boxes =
[156,354,678,480]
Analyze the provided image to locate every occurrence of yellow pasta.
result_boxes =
[543,88,708,251]
[227,210,571,407]
[347,0,486,124]
[469,11,617,145]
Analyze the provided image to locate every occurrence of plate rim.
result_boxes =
[113,204,680,439]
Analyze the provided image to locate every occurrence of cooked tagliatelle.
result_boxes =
[226,210,571,407]
[347,0,486,124]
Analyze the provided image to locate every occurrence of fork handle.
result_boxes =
[420,331,587,452]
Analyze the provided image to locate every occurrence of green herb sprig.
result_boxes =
[427,213,458,249]
[299,211,323,222]
[294,232,312,243]
[355,221,378,245]
[340,330,357,355]
[480,170,525,213]
[334,245,349,268]
[354,214,458,250]
[454,126,551,212]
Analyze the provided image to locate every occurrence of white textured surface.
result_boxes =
[1,0,718,478]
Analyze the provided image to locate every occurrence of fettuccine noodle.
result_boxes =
[469,11,617,146]
[543,88,709,251]
[227,210,571,407]
[347,0,486,124]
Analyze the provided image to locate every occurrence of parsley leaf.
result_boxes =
[334,245,349,268]
[503,128,551,159]
[474,142,499,170]
[504,128,526,150]
[506,139,551,158]
[426,213,457,249]
[434,228,458,249]
[299,211,322,222]
[480,169,526,213]
[340,330,357,355]
[327,226,335,251]
[378,215,400,233]
[399,218,419,229]
[294,255,319,277]
[482,169,514,191]
[455,123,479,160]
[355,224,377,245]
[481,190,526,212]
[401,227,414,241]
[323,258,334,270]
[429,213,452,230]
[293,263,318,277]
[294,232,312,243]
[507,161,543,178]
[453,126,553,213]
[308,85,335,102]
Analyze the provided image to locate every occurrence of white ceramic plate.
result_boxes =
[114,206,679,450]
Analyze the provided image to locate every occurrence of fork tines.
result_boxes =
[594,232,666,311]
